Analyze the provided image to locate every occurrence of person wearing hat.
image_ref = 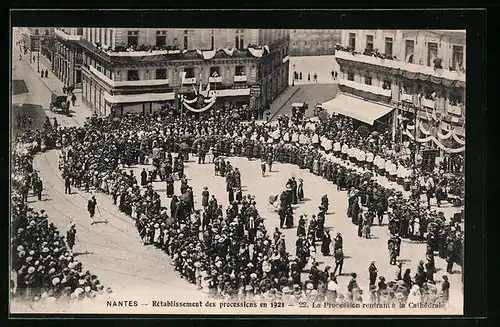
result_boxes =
[441,275,450,302]
[296,178,304,202]
[87,195,97,220]
[368,261,378,287]
[66,223,77,253]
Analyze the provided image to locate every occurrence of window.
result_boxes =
[104,29,108,45]
[235,29,245,50]
[382,79,392,90]
[155,69,167,79]
[305,41,308,46]
[211,30,215,50]
[449,90,464,106]
[128,30,139,46]
[45,30,49,36]
[77,28,83,36]
[156,30,167,47]
[98,29,102,44]
[34,29,39,36]
[348,32,356,49]
[427,42,438,66]
[317,41,320,46]
[110,30,114,47]
[210,67,220,78]
[366,35,374,51]
[405,39,415,63]
[452,45,464,70]
[183,30,189,49]
[127,70,139,81]
[236,65,245,76]
[385,37,393,57]
[364,75,372,85]
[347,71,354,81]
[183,67,194,78]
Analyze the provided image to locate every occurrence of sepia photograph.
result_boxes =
[10,25,466,315]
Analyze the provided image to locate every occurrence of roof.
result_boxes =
[321,94,395,125]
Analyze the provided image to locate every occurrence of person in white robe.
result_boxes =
[366,151,374,170]
[389,161,398,182]
[385,159,392,178]
[357,149,366,168]
[341,143,349,160]
[333,141,341,156]
[396,164,405,185]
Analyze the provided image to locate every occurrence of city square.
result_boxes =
[11,27,465,314]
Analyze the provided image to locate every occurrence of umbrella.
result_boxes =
[232,112,240,119]
[180,143,189,151]
[371,131,380,138]
[148,165,157,172]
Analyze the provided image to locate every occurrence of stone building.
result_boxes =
[76,28,289,116]
[333,29,466,138]
[290,29,340,56]
[52,28,84,88]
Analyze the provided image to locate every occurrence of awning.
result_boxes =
[104,92,175,104]
[321,94,395,125]
[208,88,250,97]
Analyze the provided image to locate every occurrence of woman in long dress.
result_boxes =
[201,187,209,208]
[165,174,174,197]
[321,231,332,256]
[285,206,294,228]
[297,179,304,201]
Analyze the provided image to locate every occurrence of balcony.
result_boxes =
[209,76,223,83]
[339,79,392,97]
[400,93,413,103]
[54,29,81,42]
[89,65,169,87]
[234,75,247,82]
[422,98,435,109]
[335,49,465,84]
[447,104,463,116]
[182,77,197,85]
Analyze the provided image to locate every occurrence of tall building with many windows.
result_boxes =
[290,29,340,56]
[53,28,84,87]
[334,29,465,138]
[76,28,289,116]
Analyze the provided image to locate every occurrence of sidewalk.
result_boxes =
[23,52,92,126]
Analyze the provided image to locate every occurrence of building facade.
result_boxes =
[77,28,289,116]
[20,28,55,62]
[290,29,341,56]
[335,29,466,138]
[53,28,85,88]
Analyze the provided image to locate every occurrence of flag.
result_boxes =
[203,79,210,97]
[198,74,203,95]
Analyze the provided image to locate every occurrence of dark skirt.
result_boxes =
[166,182,174,196]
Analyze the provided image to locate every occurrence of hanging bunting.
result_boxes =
[181,97,217,113]
[436,129,454,140]
[452,133,466,145]
[404,130,465,153]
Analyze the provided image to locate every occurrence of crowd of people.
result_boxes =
[11,129,108,303]
[8,100,459,305]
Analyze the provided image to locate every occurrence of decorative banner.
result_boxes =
[453,133,466,145]
[181,97,216,113]
[404,130,465,153]
[436,130,454,140]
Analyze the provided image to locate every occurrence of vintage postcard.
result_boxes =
[10,25,465,315]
